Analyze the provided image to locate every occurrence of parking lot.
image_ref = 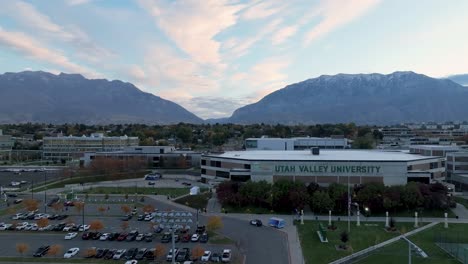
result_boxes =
[0,195,238,263]
[0,170,62,190]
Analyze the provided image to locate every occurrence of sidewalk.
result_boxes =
[450,203,468,219]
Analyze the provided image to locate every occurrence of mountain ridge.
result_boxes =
[0,71,203,124]
[226,71,468,125]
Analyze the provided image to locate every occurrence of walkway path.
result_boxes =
[451,203,468,219]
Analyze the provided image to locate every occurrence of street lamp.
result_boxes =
[43,168,47,213]
[364,207,369,221]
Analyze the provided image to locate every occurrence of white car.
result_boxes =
[191,233,200,242]
[63,247,80,258]
[65,232,78,240]
[144,214,153,221]
[34,213,46,220]
[221,249,232,262]
[0,224,12,230]
[100,233,110,241]
[113,249,126,260]
[30,223,39,231]
[166,248,179,261]
[63,224,75,232]
[39,224,52,231]
[201,251,212,261]
[135,233,145,241]
[125,260,138,264]
[15,222,29,230]
[12,213,24,220]
[78,224,90,231]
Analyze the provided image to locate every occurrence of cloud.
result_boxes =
[4,1,114,61]
[304,0,381,44]
[271,25,298,45]
[138,0,244,67]
[0,27,98,78]
[240,1,285,21]
[181,96,256,119]
[66,0,94,6]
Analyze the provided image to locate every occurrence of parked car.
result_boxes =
[126,230,139,241]
[144,232,153,242]
[100,233,111,241]
[82,232,92,240]
[211,252,221,262]
[104,249,117,259]
[137,215,144,221]
[144,249,155,260]
[200,233,209,243]
[176,247,190,262]
[113,249,126,260]
[33,245,50,257]
[117,232,128,241]
[84,247,97,258]
[166,248,179,262]
[95,248,109,258]
[161,232,171,243]
[181,233,191,242]
[63,247,80,258]
[121,214,132,221]
[47,197,60,207]
[63,224,76,232]
[64,201,74,206]
[134,248,147,260]
[190,233,200,242]
[13,199,23,204]
[92,232,103,240]
[12,213,24,220]
[135,233,145,241]
[196,225,206,234]
[250,219,262,227]
[56,214,68,220]
[108,232,120,241]
[201,251,212,261]
[78,224,90,231]
[64,232,78,240]
[124,248,138,260]
[221,249,232,262]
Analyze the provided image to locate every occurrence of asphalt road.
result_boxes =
[0,171,62,190]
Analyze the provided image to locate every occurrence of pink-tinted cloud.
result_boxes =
[304,0,381,44]
[0,27,97,78]
[271,25,298,45]
[240,1,285,21]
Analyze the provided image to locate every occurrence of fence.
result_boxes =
[435,232,468,264]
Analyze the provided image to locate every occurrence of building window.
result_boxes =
[215,170,229,178]
[216,161,221,167]
[210,160,216,167]
[201,169,206,174]
[201,159,206,166]
[244,164,251,169]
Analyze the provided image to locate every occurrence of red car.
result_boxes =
[117,232,128,241]
[64,201,75,206]
[181,233,190,242]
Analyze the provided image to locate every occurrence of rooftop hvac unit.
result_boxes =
[311,147,320,155]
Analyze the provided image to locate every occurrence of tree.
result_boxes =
[340,231,349,249]
[310,191,334,213]
[51,202,64,213]
[36,218,49,228]
[89,220,104,232]
[121,205,131,214]
[206,216,223,233]
[120,221,129,232]
[402,183,423,210]
[82,247,96,258]
[47,244,62,258]
[23,199,39,212]
[191,245,205,260]
[154,244,167,260]
[16,243,29,257]
[74,201,84,214]
[142,204,155,214]
[98,206,106,215]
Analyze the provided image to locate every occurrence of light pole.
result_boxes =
[43,169,47,213]
[347,175,351,233]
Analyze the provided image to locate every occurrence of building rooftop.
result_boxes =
[410,145,461,151]
[204,150,439,162]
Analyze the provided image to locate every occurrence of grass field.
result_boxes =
[298,220,422,264]
[355,223,468,264]
[174,192,212,210]
[453,196,468,208]
[81,186,192,197]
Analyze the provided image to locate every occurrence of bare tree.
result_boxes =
[89,220,104,232]
[191,245,205,260]
[98,206,106,215]
[23,199,39,212]
[207,216,223,233]
[142,204,155,214]
[47,244,62,258]
[36,218,49,229]
[154,244,167,260]
[16,243,29,257]
[121,205,131,215]
[82,247,97,258]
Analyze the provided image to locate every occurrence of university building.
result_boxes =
[43,133,139,161]
[201,149,445,186]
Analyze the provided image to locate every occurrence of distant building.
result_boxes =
[43,133,139,161]
[245,136,350,151]
[446,151,468,191]
[0,129,13,161]
[81,146,201,169]
[201,149,445,185]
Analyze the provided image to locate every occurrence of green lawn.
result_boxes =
[174,192,211,210]
[453,196,468,208]
[298,220,421,264]
[80,187,193,197]
[356,223,468,264]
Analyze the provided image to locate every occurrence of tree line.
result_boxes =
[217,180,453,214]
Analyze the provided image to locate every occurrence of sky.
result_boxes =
[1,0,468,119]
